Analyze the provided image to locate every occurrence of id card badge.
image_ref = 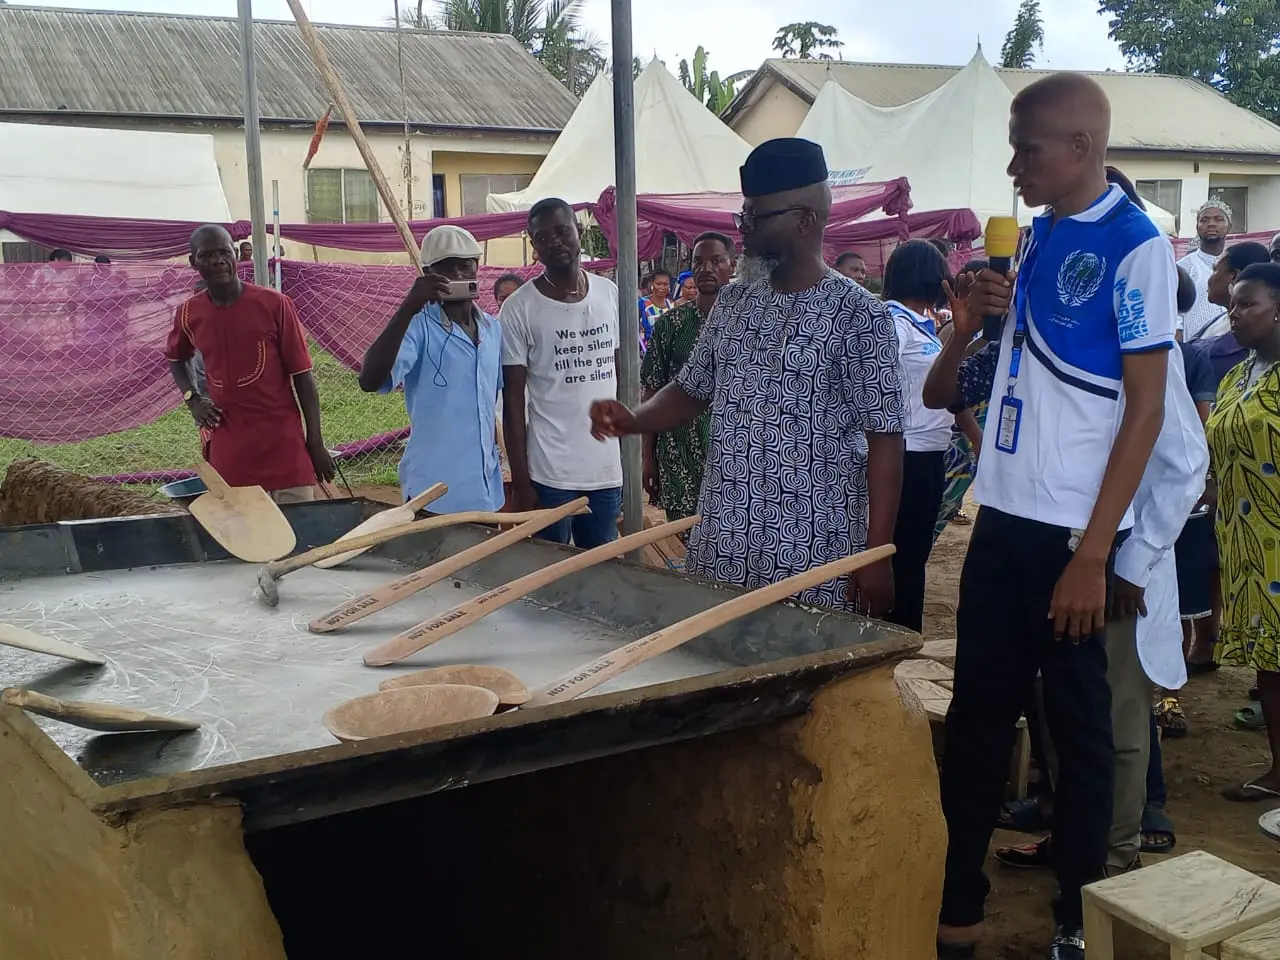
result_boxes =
[994,396,1023,454]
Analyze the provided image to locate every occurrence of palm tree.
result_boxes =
[420,0,605,96]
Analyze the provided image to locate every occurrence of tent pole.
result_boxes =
[237,0,269,286]
[272,179,282,290]
[610,0,643,546]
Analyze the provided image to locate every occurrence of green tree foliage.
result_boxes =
[1000,0,1045,69]
[1098,0,1280,123]
[677,46,753,115]
[392,0,605,97]
[771,22,842,60]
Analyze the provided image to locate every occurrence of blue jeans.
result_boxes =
[531,482,621,549]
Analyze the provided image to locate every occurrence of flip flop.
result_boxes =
[997,796,1052,833]
[1222,780,1280,802]
[1140,805,1176,854]
[1234,702,1267,731]
[995,835,1053,869]
[1260,808,1280,842]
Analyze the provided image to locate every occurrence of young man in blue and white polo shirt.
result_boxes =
[934,74,1176,960]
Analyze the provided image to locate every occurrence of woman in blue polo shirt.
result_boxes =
[358,225,504,513]
[881,239,955,631]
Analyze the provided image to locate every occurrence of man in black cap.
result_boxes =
[588,138,905,614]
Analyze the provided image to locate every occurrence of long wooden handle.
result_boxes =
[266,507,583,582]
[286,0,422,272]
[309,498,590,633]
[2,688,200,733]
[524,544,897,708]
[402,483,449,514]
[0,623,105,665]
[364,516,701,666]
[192,460,231,499]
[360,519,701,670]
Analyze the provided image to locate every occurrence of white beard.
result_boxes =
[734,254,779,285]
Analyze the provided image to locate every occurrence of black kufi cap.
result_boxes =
[739,138,828,198]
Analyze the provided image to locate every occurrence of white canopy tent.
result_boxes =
[795,48,1177,235]
[0,122,231,241]
[487,59,752,212]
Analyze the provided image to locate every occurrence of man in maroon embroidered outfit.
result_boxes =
[166,224,334,501]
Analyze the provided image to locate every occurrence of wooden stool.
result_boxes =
[893,660,1032,800]
[1223,917,1280,959]
[1082,851,1280,960]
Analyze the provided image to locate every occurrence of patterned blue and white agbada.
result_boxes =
[674,271,905,610]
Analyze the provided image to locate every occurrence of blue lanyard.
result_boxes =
[1006,309,1028,398]
[1004,229,1035,398]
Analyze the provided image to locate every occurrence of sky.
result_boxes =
[11,0,1130,77]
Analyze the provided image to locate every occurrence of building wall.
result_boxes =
[155,123,553,265]
[729,80,810,146]
[432,151,543,266]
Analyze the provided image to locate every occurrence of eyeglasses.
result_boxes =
[733,206,809,231]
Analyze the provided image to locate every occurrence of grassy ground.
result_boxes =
[0,349,408,488]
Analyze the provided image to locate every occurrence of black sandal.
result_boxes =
[997,796,1052,833]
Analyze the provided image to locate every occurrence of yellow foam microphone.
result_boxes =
[983,216,1021,341]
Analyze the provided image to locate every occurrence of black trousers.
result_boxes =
[887,449,946,632]
[939,507,1116,931]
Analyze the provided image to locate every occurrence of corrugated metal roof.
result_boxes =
[743,58,1280,156]
[0,6,579,132]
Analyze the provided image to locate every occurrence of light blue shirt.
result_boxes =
[380,303,504,513]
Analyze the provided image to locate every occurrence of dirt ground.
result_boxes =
[925,514,1280,958]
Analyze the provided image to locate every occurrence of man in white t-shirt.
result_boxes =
[1177,198,1232,341]
[501,197,622,548]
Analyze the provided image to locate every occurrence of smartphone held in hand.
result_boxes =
[442,279,479,301]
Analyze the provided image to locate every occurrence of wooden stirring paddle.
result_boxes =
[0,622,105,665]
[308,498,590,634]
[362,516,699,666]
[2,688,200,733]
[256,506,588,607]
[370,544,897,731]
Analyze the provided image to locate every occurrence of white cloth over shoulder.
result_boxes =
[1113,349,1209,690]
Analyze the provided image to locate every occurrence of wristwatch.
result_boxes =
[183,390,196,403]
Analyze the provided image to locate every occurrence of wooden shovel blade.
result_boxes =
[314,482,448,569]
[190,479,296,562]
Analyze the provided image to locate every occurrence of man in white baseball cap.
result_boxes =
[358,224,505,512]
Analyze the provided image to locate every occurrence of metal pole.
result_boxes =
[393,0,413,218]
[238,0,269,285]
[610,0,642,542]
[272,179,282,291]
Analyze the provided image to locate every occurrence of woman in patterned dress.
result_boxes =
[1208,263,1280,801]
[933,258,991,541]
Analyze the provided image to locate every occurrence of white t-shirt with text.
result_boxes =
[500,274,623,490]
